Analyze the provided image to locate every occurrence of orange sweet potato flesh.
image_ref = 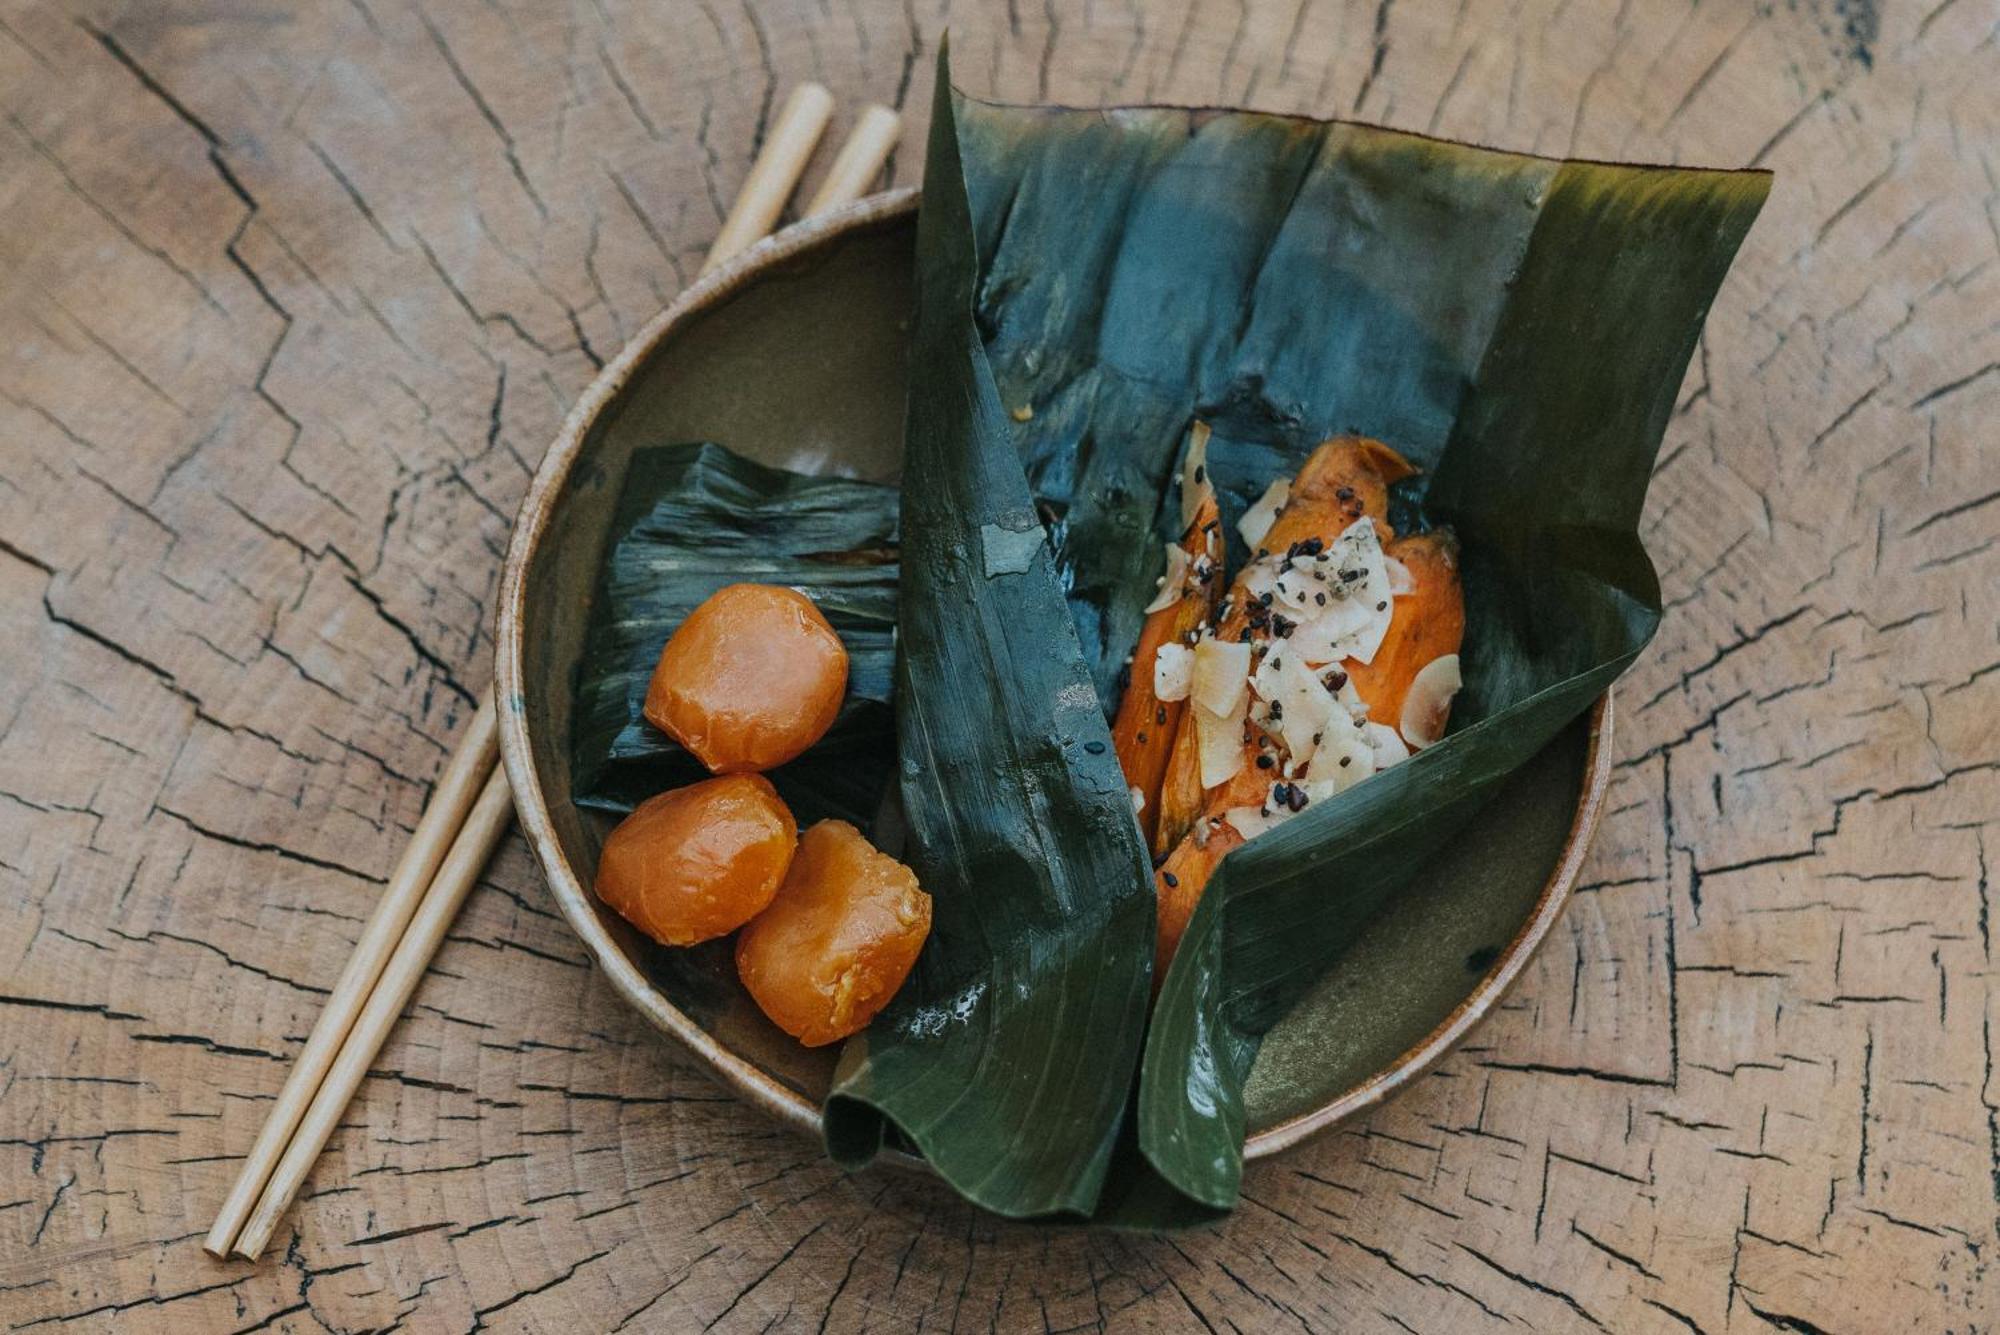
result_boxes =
[1112,491,1222,847]
[595,773,797,946]
[735,819,932,1047]
[1152,703,1208,860]
[1150,436,1420,974]
[1347,531,1465,728]
[645,582,847,774]
[1153,821,1241,980]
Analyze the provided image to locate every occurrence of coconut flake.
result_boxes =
[1238,556,1280,607]
[1385,556,1416,596]
[1190,637,1251,717]
[1286,518,1395,665]
[1308,725,1375,793]
[1195,698,1247,789]
[1363,721,1408,769]
[1223,794,1288,840]
[1130,786,1147,815]
[1144,542,1192,614]
[1238,476,1290,551]
[1289,596,1379,664]
[1331,673,1371,722]
[1181,421,1214,533]
[1345,618,1392,667]
[1252,651,1338,768]
[1399,654,1461,749]
[1223,779,1342,840]
[1153,642,1193,702]
[1248,648,1284,704]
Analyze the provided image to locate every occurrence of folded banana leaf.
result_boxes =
[570,441,900,829]
[829,49,1768,1223]
[819,65,1159,1214]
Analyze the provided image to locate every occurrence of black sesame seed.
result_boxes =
[1193,466,1205,483]
[1323,669,1348,690]
[1260,591,1275,606]
[1084,740,1106,754]
[1256,753,1275,770]
[1156,705,1168,726]
[1376,600,1387,612]
[1163,872,1180,887]
[1339,755,1352,767]
[1267,700,1284,720]
[1335,486,1354,501]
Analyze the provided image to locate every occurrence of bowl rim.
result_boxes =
[495,187,1613,1165]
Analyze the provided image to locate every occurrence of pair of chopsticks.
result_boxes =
[204,85,900,1263]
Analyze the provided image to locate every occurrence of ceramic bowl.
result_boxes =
[496,188,1612,1161]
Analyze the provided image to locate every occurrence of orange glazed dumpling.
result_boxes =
[736,820,932,1047]
[645,583,847,773]
[595,774,797,946]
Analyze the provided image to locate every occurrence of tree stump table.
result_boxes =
[1,0,1993,1329]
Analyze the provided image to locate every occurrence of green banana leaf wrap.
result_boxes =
[828,51,1768,1223]
[819,62,1161,1217]
[569,441,900,829]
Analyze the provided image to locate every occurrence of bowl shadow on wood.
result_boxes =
[497,188,1611,1163]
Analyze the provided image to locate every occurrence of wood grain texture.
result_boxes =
[0,0,1993,1329]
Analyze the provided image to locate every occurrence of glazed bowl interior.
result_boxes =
[498,191,1608,1160]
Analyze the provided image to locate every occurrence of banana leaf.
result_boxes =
[828,49,1768,1223]
[819,63,1160,1214]
[569,441,900,829]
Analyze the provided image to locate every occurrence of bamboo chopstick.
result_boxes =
[230,764,515,1258]
[699,83,835,275]
[201,689,500,1258]
[804,104,901,218]
[206,91,899,1263]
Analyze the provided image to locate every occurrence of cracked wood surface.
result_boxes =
[0,0,1994,1330]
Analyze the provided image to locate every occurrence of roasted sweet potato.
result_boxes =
[595,773,797,946]
[1149,436,1455,975]
[736,819,932,1047]
[645,582,848,773]
[1112,492,1222,845]
[1153,820,1241,982]
[1347,531,1465,729]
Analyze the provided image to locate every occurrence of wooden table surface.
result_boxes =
[1,0,1994,1329]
